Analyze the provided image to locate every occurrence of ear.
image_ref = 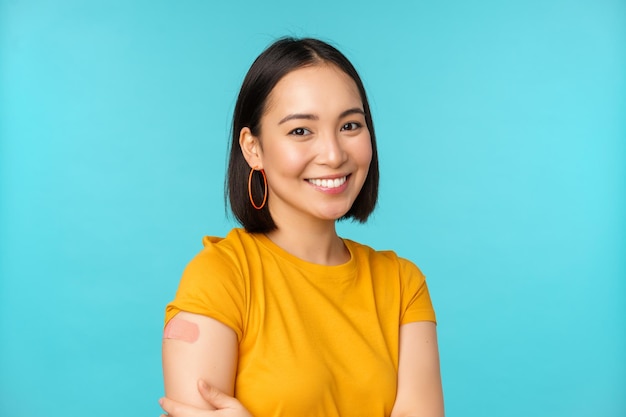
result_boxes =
[239,127,263,169]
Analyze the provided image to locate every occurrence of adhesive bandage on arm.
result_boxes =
[163,317,200,343]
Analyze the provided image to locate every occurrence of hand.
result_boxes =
[159,380,253,417]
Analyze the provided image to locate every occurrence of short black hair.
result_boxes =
[226,37,379,233]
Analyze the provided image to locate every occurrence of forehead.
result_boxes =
[264,64,362,115]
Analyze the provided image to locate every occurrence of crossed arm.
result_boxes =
[161,313,444,417]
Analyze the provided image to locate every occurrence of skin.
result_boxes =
[161,63,444,417]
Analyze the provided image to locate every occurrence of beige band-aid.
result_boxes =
[163,317,199,343]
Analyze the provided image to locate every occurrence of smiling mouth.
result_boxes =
[306,176,348,189]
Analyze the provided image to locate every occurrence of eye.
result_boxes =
[341,122,362,131]
[289,127,311,136]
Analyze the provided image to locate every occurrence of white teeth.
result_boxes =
[308,176,347,189]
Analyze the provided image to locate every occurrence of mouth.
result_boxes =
[306,175,349,189]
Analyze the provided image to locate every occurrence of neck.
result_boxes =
[265,218,349,266]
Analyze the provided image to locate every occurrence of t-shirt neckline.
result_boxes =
[250,231,358,279]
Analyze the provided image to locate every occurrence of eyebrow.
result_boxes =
[278,107,365,125]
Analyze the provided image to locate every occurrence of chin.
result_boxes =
[320,209,351,221]
[313,201,354,221]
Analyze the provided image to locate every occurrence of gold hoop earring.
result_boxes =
[248,167,267,210]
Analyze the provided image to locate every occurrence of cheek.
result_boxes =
[263,143,310,177]
[353,135,373,168]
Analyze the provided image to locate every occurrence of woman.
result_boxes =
[160,37,444,417]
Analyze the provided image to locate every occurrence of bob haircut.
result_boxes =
[227,37,379,233]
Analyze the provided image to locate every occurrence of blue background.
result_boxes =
[1,1,624,416]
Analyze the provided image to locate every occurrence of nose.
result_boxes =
[316,131,348,168]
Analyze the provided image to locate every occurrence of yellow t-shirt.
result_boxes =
[165,228,436,417]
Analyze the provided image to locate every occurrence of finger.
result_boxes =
[159,396,203,417]
[197,380,239,409]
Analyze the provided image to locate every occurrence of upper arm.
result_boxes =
[162,311,238,409]
[390,321,444,417]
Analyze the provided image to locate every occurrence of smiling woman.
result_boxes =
[161,38,444,417]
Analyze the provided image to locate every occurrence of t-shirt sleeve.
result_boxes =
[164,243,246,341]
[398,258,437,325]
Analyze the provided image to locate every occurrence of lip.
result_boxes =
[305,173,351,181]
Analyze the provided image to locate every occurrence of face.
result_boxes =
[241,64,372,226]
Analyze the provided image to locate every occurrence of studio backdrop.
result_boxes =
[1,1,624,416]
